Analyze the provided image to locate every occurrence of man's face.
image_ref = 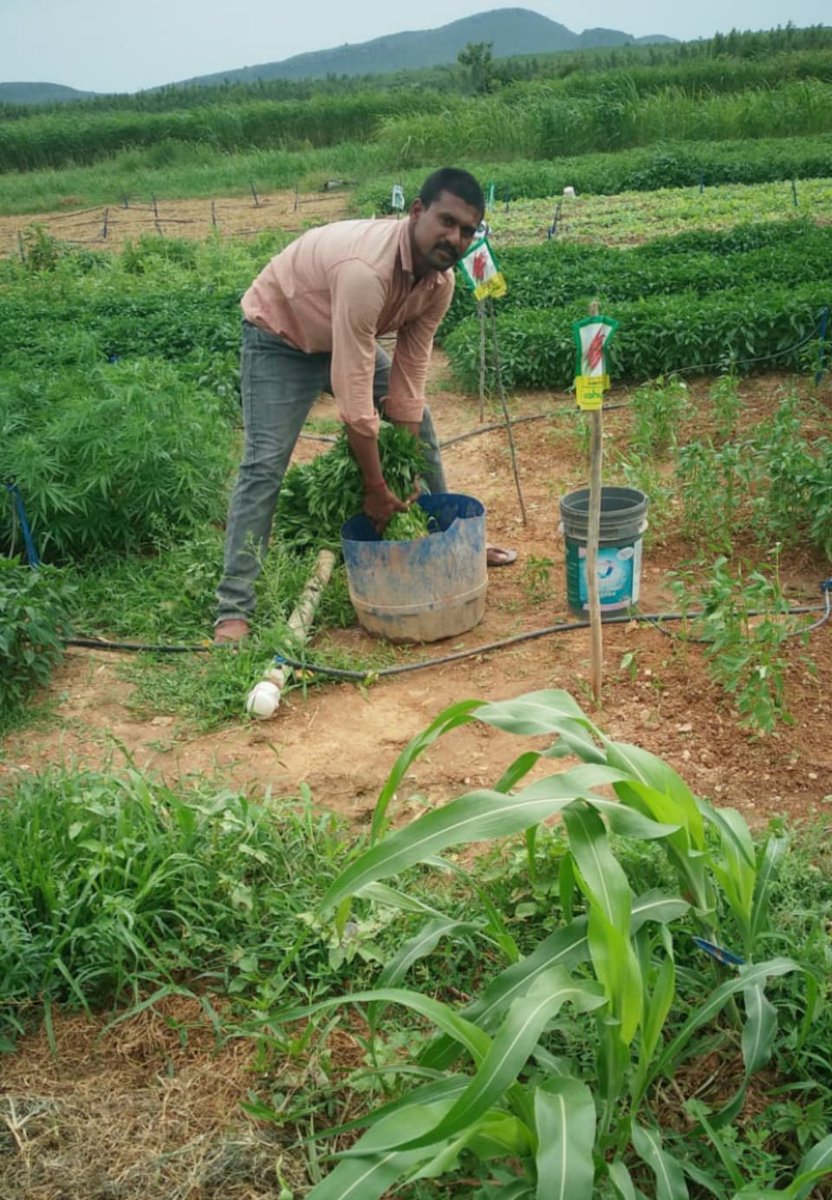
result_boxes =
[409,190,482,275]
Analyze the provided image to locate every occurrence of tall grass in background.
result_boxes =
[377,80,832,163]
[0,91,450,173]
[3,73,832,177]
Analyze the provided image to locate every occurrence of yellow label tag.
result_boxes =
[473,272,507,301]
[575,375,605,410]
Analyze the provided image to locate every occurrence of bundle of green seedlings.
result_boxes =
[382,503,432,541]
[275,423,427,551]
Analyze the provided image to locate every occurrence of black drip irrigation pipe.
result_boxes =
[271,591,832,681]
[64,587,832,676]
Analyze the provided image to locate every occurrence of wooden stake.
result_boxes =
[586,300,603,704]
[488,299,528,526]
[477,300,486,422]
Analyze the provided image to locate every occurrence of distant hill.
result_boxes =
[0,81,97,104]
[178,9,675,87]
[0,7,676,105]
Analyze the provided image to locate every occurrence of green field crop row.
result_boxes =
[0,286,243,366]
[1,135,831,223]
[478,180,832,248]
[445,282,829,390]
[355,136,832,211]
[4,76,832,175]
[0,91,451,174]
[375,79,832,164]
[440,219,832,335]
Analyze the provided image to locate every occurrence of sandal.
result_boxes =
[486,545,518,568]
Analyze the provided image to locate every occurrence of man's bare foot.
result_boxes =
[214,618,251,645]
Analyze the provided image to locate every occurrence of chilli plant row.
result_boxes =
[440,219,832,337]
[354,133,832,212]
[275,688,831,1199]
[0,284,243,369]
[444,281,830,391]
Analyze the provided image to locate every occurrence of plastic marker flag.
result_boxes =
[391,184,405,212]
[458,237,507,302]
[573,314,619,411]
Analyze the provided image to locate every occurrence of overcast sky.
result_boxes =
[1,0,828,93]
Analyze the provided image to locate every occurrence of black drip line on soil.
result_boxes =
[64,589,831,676]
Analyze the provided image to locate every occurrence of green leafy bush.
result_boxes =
[669,557,813,733]
[439,219,832,339]
[0,559,72,717]
[0,359,234,562]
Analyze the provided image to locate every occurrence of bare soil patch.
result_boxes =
[0,188,351,257]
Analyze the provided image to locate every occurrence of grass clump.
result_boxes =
[0,767,357,1049]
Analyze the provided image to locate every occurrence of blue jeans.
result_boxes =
[215,320,448,623]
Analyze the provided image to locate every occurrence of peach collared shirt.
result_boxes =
[241,217,455,438]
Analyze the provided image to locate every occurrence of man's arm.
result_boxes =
[344,425,413,530]
[330,260,413,529]
[383,277,455,426]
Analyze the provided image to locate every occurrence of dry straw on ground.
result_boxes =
[0,996,305,1200]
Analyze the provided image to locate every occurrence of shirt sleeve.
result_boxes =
[330,258,386,439]
[384,275,455,424]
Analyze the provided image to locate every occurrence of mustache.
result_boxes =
[434,242,459,261]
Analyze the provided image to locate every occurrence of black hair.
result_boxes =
[418,167,484,218]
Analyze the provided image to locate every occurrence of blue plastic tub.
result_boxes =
[341,493,487,643]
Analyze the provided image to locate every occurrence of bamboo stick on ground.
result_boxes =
[246,549,336,718]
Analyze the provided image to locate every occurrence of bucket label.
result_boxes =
[568,539,642,610]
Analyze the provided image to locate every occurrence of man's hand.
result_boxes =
[363,482,417,533]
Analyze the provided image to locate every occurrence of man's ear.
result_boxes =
[409,197,425,219]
